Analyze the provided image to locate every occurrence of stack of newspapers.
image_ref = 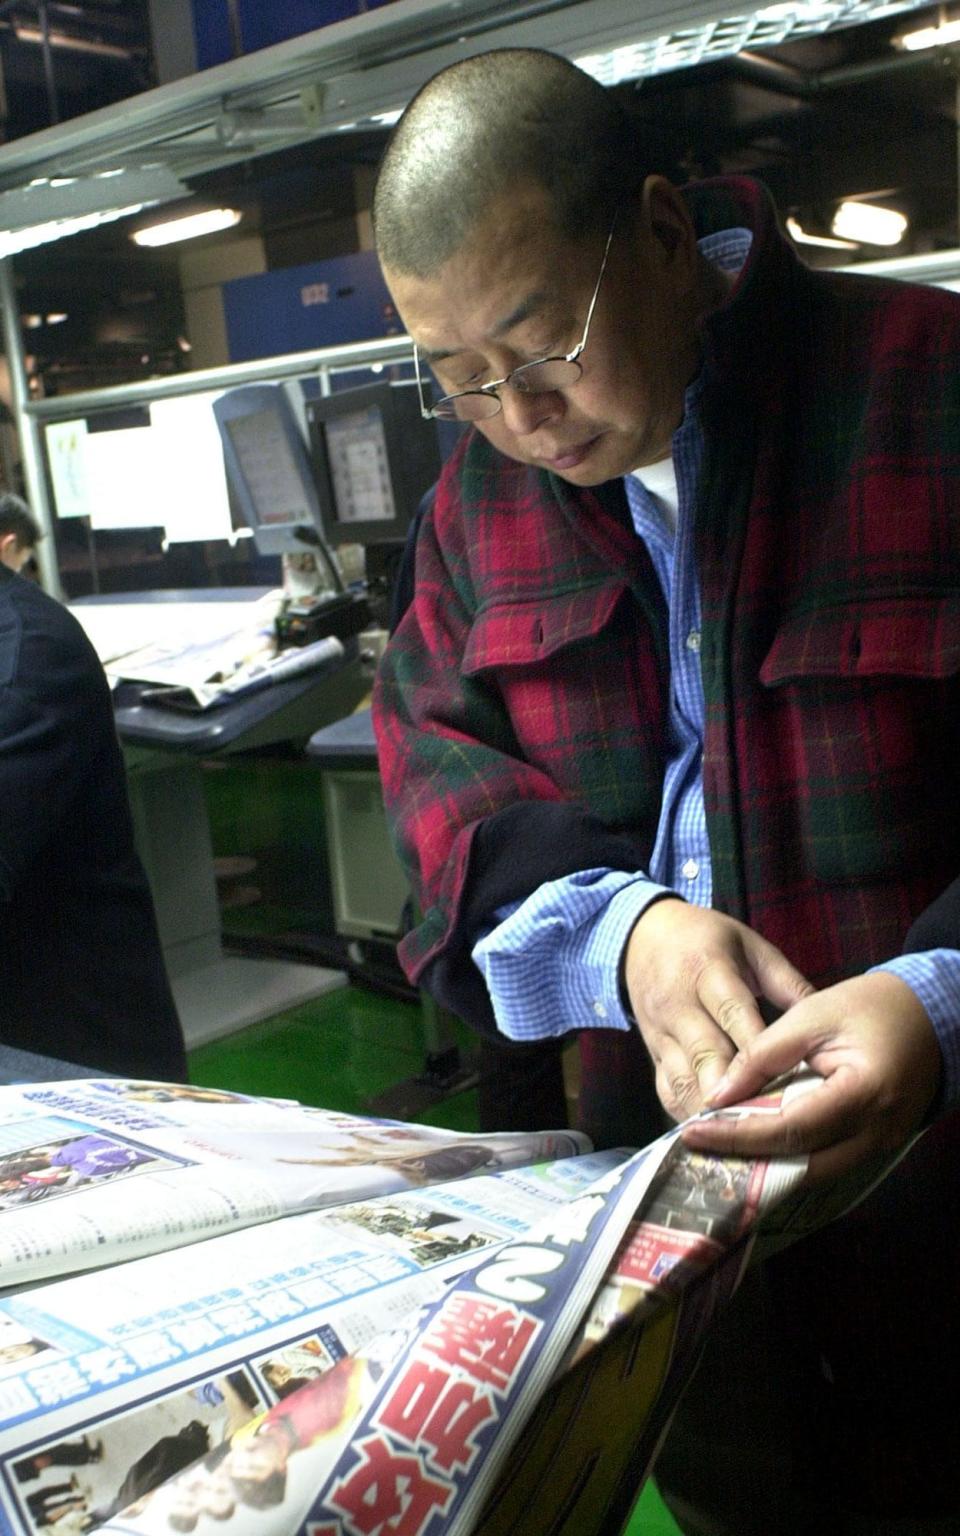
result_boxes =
[0,1075,815,1536]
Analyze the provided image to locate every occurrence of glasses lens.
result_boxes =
[512,358,583,394]
[435,392,502,422]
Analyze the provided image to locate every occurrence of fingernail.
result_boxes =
[705,1073,732,1106]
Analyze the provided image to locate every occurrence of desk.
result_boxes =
[72,591,371,1051]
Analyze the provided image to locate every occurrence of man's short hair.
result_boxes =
[0,493,42,550]
[373,48,642,277]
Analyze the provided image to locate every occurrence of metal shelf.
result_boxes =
[0,0,712,189]
[0,0,934,194]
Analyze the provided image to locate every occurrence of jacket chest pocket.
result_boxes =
[758,595,960,883]
[463,582,665,823]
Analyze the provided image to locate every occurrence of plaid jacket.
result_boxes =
[373,176,960,1035]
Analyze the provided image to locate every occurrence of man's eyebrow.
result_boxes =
[492,290,552,338]
[418,344,459,366]
[418,291,554,366]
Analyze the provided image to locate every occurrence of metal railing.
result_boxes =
[22,333,417,420]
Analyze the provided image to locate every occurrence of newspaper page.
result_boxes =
[0,1081,588,1289]
[481,1128,812,1535]
[81,1076,815,1536]
[0,1151,628,1536]
[93,594,283,686]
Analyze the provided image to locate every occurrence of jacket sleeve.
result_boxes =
[0,586,104,900]
[372,452,653,1034]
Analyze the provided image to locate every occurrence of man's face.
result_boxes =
[383,177,706,484]
[0,534,33,573]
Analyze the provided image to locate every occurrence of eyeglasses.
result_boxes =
[414,214,618,422]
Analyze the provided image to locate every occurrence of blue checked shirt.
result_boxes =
[472,228,960,1105]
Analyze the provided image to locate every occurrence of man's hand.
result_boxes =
[623,899,814,1119]
[680,972,942,1181]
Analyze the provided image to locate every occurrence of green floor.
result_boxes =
[189,979,682,1536]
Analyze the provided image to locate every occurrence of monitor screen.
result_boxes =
[325,405,397,527]
[307,382,442,550]
[223,407,315,528]
[213,384,330,557]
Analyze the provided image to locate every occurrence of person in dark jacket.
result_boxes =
[0,560,185,1079]
[0,493,42,575]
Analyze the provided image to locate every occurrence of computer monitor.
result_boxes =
[213,384,329,557]
[306,381,441,549]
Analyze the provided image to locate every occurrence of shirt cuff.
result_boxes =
[872,949,960,1109]
[472,868,675,1043]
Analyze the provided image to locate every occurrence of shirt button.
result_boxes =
[681,858,700,881]
[685,630,701,653]
[593,1001,608,1019]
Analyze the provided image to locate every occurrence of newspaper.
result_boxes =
[0,1073,819,1536]
[91,594,283,686]
[0,1149,627,1534]
[0,1080,587,1289]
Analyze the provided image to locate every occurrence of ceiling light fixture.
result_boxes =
[574,0,928,84]
[786,215,859,248]
[0,204,148,260]
[12,24,130,59]
[898,16,960,47]
[0,166,186,259]
[831,200,908,245]
[130,208,242,247]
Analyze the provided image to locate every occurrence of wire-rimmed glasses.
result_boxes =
[414,214,618,422]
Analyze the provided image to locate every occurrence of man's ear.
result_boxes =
[638,175,699,287]
[0,533,17,569]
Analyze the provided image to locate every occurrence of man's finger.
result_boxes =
[701,1015,822,1109]
[655,1035,719,1119]
[681,1065,864,1160]
[669,1004,745,1096]
[695,963,767,1052]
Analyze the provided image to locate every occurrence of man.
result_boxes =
[371,48,960,1534]
[0,492,42,573]
[0,530,186,1080]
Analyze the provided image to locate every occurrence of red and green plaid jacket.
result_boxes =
[373,176,960,1036]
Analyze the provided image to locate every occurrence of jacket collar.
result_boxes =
[684,176,805,390]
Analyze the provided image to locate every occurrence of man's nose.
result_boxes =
[498,384,562,436]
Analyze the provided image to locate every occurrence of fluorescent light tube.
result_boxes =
[131,208,242,248]
[831,201,908,245]
[899,18,960,48]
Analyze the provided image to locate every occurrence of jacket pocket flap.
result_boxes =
[760,596,960,684]
[464,582,630,675]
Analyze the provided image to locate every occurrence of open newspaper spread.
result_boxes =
[0,1080,586,1287]
[0,1074,817,1536]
